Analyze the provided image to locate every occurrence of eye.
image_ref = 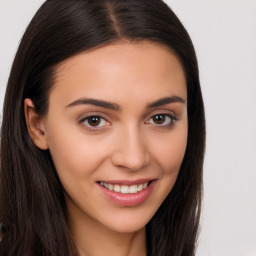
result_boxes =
[81,115,109,128]
[147,114,176,127]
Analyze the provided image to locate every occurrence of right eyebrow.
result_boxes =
[65,98,121,111]
[147,96,186,108]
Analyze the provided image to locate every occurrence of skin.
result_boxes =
[25,41,188,256]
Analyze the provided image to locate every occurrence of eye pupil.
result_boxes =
[153,115,165,124]
[88,116,101,126]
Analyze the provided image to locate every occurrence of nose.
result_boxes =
[111,126,150,171]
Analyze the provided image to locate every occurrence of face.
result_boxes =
[34,42,187,233]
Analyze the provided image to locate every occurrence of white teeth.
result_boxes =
[114,185,121,192]
[137,184,143,192]
[129,185,138,194]
[143,182,148,189]
[104,183,109,189]
[100,182,150,194]
[121,186,129,194]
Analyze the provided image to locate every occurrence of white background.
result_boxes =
[0,0,256,255]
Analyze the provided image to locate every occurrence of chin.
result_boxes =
[106,221,148,234]
[99,210,153,234]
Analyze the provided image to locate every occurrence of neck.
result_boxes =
[76,227,146,256]
[67,203,147,256]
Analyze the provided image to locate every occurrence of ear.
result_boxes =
[24,98,49,150]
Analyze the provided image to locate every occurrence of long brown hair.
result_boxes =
[0,0,205,255]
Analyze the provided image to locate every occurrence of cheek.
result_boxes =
[149,126,188,204]
[45,122,109,182]
[151,127,188,175]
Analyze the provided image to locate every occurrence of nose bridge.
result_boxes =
[112,123,149,171]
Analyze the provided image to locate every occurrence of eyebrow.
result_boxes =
[66,98,121,111]
[66,96,185,111]
[147,96,185,108]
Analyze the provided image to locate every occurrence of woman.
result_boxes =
[0,0,205,255]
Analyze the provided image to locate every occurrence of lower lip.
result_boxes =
[97,181,155,207]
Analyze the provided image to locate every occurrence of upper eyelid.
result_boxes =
[145,110,177,121]
[78,112,110,122]
[77,108,178,123]
[146,113,176,123]
[75,104,178,116]
[79,116,110,126]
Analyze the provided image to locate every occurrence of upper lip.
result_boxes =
[97,179,156,186]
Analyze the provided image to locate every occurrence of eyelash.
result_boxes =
[79,113,177,131]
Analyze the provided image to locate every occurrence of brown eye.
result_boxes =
[147,114,176,127]
[83,116,108,127]
[152,114,167,124]
[87,116,101,126]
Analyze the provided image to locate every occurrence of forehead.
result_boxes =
[50,41,187,106]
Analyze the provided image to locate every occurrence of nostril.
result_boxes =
[111,149,150,171]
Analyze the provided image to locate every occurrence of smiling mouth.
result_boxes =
[98,181,152,194]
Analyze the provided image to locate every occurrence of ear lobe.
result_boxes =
[24,98,49,150]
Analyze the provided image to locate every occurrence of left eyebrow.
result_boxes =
[66,98,121,111]
[147,96,186,108]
